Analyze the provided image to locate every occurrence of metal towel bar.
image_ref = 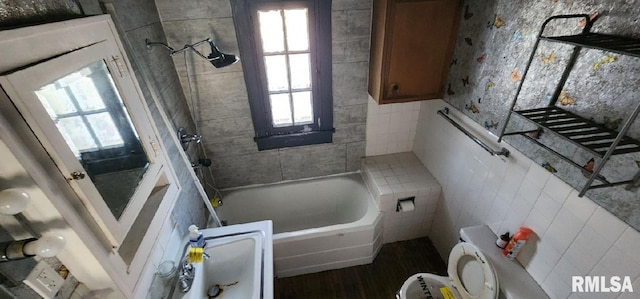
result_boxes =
[437,108,510,157]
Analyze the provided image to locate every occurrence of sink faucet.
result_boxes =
[177,252,211,293]
[178,260,195,293]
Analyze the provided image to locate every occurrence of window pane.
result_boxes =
[259,10,285,53]
[265,55,289,92]
[289,54,311,89]
[35,86,76,116]
[284,9,309,51]
[69,76,106,112]
[86,112,124,148]
[270,93,293,126]
[57,116,98,153]
[292,91,313,124]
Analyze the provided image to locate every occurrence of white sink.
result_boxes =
[170,220,273,299]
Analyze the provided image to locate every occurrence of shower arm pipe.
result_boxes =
[145,38,213,60]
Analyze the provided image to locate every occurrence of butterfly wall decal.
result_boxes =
[510,68,522,82]
[484,120,499,129]
[464,5,474,20]
[477,53,487,63]
[464,38,473,46]
[592,54,617,71]
[581,158,607,181]
[582,158,595,178]
[465,102,479,113]
[493,15,505,28]
[528,129,544,139]
[512,32,523,41]
[558,90,575,106]
[485,80,496,91]
[450,58,458,67]
[541,51,555,64]
[462,76,470,87]
[578,12,599,27]
[447,83,455,95]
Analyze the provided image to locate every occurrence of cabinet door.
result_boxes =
[383,0,459,101]
[0,40,162,247]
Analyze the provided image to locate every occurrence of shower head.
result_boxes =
[207,40,239,68]
[145,38,239,68]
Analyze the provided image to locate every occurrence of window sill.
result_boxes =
[254,129,334,150]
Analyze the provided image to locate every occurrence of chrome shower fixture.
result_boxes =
[177,128,202,151]
[145,38,239,68]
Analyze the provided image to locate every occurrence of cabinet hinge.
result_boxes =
[150,141,159,157]
[112,55,127,77]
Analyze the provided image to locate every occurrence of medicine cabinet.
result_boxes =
[0,15,181,295]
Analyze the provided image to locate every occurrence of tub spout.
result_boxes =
[192,158,212,169]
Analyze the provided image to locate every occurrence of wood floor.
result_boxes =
[274,237,447,299]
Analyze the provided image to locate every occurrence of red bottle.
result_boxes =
[503,227,533,260]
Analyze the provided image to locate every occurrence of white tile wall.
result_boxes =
[365,96,421,156]
[140,215,185,299]
[361,152,441,243]
[411,99,640,299]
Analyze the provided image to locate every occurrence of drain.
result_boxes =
[207,285,221,298]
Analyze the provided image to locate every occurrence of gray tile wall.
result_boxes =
[156,0,372,188]
[92,0,208,232]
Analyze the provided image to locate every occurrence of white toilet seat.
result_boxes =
[397,243,498,299]
[448,243,498,299]
[397,273,459,299]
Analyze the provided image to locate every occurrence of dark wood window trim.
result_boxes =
[232,0,333,151]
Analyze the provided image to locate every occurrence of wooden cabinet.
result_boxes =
[368,0,461,104]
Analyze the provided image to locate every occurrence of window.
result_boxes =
[232,0,333,150]
[35,61,137,157]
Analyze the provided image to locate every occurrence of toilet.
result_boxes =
[397,242,498,299]
[398,225,550,299]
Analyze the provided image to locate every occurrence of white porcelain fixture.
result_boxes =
[398,225,549,299]
[398,242,498,299]
[219,172,383,278]
[170,220,273,299]
[459,225,549,299]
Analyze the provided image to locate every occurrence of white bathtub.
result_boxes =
[218,172,383,277]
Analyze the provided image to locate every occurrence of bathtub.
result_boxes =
[218,172,383,277]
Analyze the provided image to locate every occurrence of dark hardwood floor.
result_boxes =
[274,237,447,299]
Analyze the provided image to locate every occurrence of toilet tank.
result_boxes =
[459,225,549,299]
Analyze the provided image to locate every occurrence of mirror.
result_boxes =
[34,60,149,219]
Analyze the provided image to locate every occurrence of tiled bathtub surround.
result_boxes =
[156,0,372,188]
[413,99,640,299]
[361,152,441,243]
